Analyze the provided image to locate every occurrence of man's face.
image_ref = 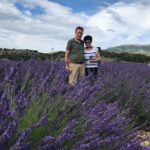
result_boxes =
[75,29,83,40]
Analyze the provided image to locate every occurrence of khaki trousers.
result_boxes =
[69,63,85,85]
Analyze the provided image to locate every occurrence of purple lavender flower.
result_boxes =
[0,121,17,143]
[33,114,49,128]
[10,128,31,150]
[0,60,149,149]
[0,92,9,113]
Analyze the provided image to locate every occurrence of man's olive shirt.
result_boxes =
[66,38,84,63]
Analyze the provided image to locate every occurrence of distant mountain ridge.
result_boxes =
[105,44,150,56]
[0,48,38,55]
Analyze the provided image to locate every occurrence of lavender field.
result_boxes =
[0,60,149,150]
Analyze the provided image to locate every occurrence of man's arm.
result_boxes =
[65,50,70,70]
[65,40,71,70]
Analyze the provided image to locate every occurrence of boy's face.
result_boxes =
[85,40,92,48]
[75,29,83,40]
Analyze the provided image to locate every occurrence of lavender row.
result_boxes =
[0,60,149,149]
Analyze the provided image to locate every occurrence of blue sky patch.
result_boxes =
[49,0,121,15]
[15,2,45,16]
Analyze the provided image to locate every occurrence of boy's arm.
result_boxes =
[89,48,102,63]
[96,50,101,62]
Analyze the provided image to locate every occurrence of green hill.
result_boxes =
[106,44,150,56]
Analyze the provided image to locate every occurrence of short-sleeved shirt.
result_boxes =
[84,47,98,68]
[66,38,84,63]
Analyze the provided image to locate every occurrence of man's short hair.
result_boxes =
[75,26,84,32]
[84,35,92,42]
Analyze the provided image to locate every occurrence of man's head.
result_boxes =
[75,26,84,40]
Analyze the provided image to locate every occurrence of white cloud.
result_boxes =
[0,0,150,53]
[88,1,150,47]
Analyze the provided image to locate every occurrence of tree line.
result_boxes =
[0,50,149,63]
[101,51,150,63]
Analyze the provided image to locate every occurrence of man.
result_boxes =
[65,26,85,85]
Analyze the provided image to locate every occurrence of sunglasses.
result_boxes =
[85,41,91,44]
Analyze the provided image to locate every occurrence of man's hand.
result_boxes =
[65,50,71,73]
[65,64,72,74]
[65,64,69,71]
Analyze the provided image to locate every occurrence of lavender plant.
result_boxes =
[0,60,149,150]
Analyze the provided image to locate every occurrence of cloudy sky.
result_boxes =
[0,0,150,53]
